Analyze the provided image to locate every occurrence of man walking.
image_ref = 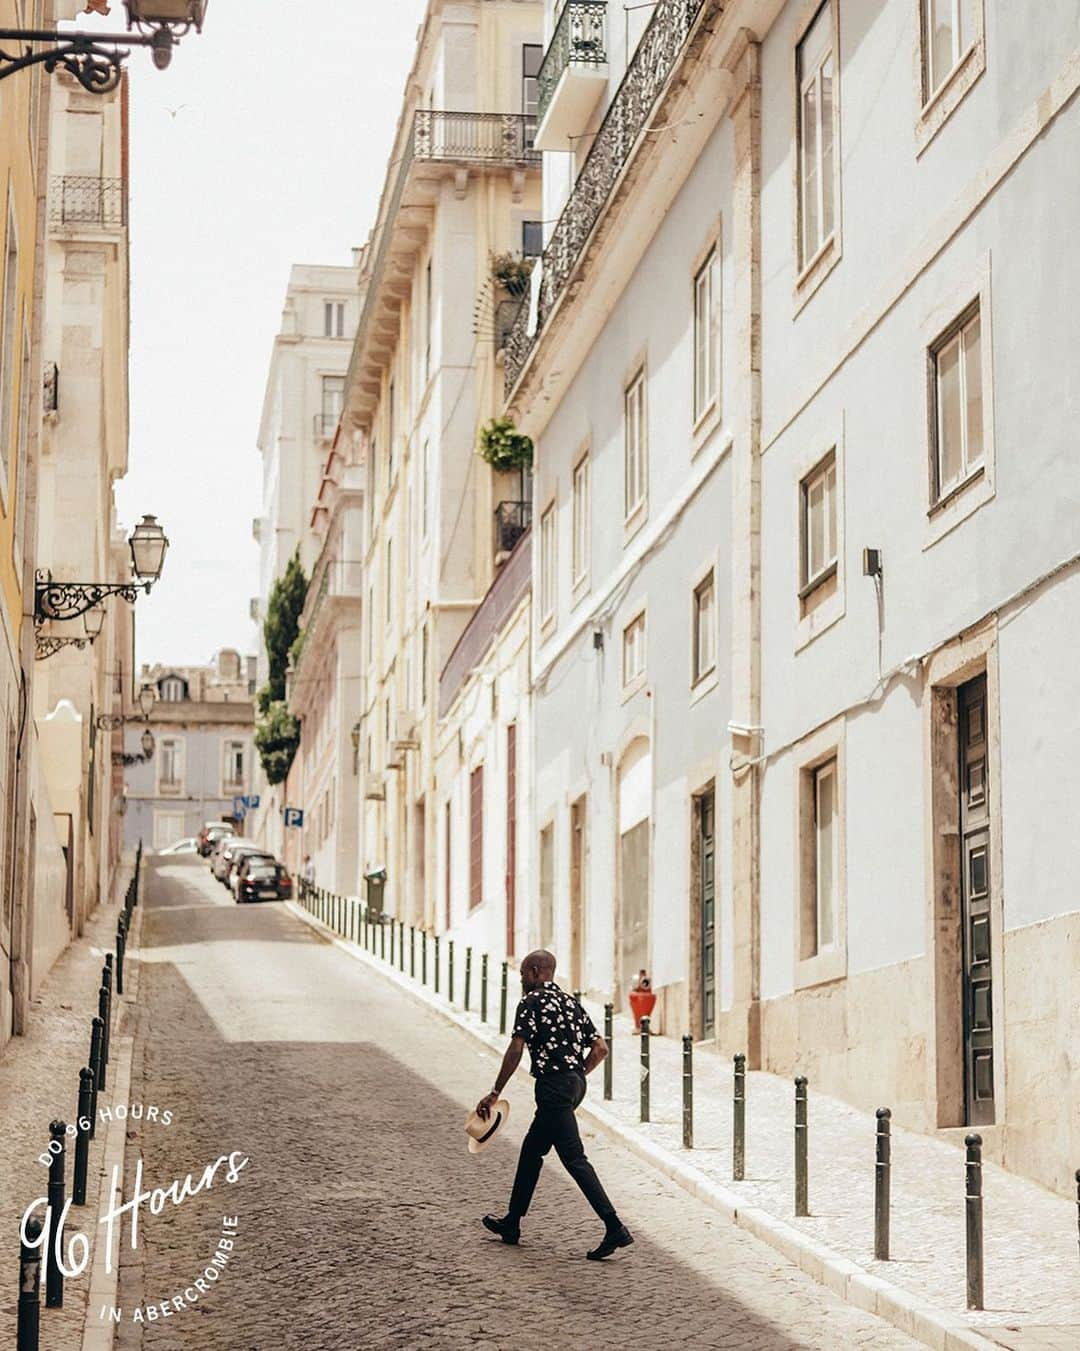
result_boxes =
[476,950,633,1260]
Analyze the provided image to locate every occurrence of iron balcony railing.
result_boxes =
[537,1,609,128]
[494,499,532,558]
[49,175,127,228]
[495,297,526,350]
[505,0,707,393]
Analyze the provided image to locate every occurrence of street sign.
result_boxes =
[247,794,261,809]
[233,796,246,816]
[283,807,304,829]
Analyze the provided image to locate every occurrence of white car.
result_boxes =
[158,837,199,855]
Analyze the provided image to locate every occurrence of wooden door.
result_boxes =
[698,789,716,1039]
[959,675,995,1125]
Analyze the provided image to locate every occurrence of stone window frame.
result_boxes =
[791,0,844,314]
[793,410,846,653]
[623,359,649,542]
[570,442,591,605]
[914,0,986,158]
[157,736,185,798]
[689,560,719,701]
[539,495,558,637]
[621,607,648,702]
[793,716,847,991]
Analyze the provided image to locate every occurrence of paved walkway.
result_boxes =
[113,857,915,1349]
[0,862,137,1351]
[292,890,1080,1351]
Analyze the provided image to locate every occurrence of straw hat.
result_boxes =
[463,1099,510,1154]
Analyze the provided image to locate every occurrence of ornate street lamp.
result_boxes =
[0,2,208,94]
[34,602,107,660]
[113,725,156,767]
[36,515,169,625]
[99,681,156,732]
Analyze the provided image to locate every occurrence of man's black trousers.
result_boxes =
[507,1070,616,1223]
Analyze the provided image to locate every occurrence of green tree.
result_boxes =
[255,551,308,782]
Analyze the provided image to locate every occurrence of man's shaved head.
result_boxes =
[520,949,557,988]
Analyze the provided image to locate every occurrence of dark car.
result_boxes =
[236,861,292,904]
[198,822,235,857]
[228,848,275,896]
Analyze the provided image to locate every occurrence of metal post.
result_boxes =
[422,930,428,985]
[72,1069,94,1206]
[398,920,405,972]
[410,926,416,979]
[88,1018,103,1138]
[733,1053,746,1181]
[18,1216,42,1351]
[603,1003,613,1101]
[434,935,440,994]
[481,954,488,1022]
[794,1076,809,1217]
[97,988,109,1089]
[116,923,125,996]
[448,939,455,1003]
[573,990,582,1003]
[464,947,472,1011]
[875,1108,891,1261]
[682,1035,694,1149]
[499,961,508,1034]
[640,1016,651,1123]
[45,1121,65,1308]
[1075,1168,1079,1263]
[380,914,386,960]
[965,1134,984,1311]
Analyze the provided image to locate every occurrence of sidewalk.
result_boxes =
[288,898,1079,1351]
[0,862,142,1351]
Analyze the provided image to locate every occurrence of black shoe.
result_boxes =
[587,1223,634,1260]
[482,1214,520,1245]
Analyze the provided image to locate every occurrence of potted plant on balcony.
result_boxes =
[477,416,534,474]
[490,251,534,298]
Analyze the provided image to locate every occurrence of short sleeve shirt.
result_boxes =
[512,981,598,1077]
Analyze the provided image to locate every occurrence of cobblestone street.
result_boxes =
[112,858,916,1350]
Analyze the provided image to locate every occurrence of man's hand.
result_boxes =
[476,1091,499,1121]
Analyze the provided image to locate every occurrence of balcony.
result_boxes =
[494,500,532,562]
[49,176,127,229]
[535,1,609,152]
[506,0,708,394]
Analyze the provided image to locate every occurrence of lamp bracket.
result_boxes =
[35,569,149,625]
[0,25,175,93]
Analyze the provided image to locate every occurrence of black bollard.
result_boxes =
[410,926,416,979]
[603,1003,613,1101]
[73,1069,95,1206]
[794,1076,809,1217]
[464,946,472,1011]
[421,930,428,985]
[87,1018,103,1138]
[682,1035,694,1149]
[965,1134,984,1310]
[45,1121,65,1308]
[97,988,109,1089]
[448,940,455,1004]
[640,1016,651,1123]
[380,913,386,961]
[398,920,405,973]
[481,954,489,1023]
[499,961,508,1035]
[875,1108,891,1260]
[733,1053,746,1181]
[18,1215,42,1351]
[116,924,125,997]
[434,935,440,994]
[573,990,582,1003]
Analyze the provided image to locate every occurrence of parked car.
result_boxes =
[230,849,276,896]
[211,837,258,884]
[197,821,235,857]
[236,860,292,904]
[158,837,199,855]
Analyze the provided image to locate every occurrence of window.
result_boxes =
[421,438,430,537]
[367,583,375,660]
[538,823,555,949]
[385,538,393,627]
[692,573,716,685]
[693,248,719,421]
[223,740,245,791]
[324,300,345,338]
[522,44,542,116]
[800,451,837,591]
[540,503,557,624]
[923,0,966,99]
[387,380,396,482]
[321,375,344,423]
[624,368,647,520]
[571,454,590,588]
[13,324,30,569]
[797,4,836,269]
[522,220,543,259]
[622,612,646,689]
[424,260,433,381]
[812,759,837,953]
[0,200,19,484]
[420,622,429,705]
[931,304,983,502]
[469,764,484,910]
[159,739,183,793]
[159,676,187,703]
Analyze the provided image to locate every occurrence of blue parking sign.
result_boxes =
[247,794,261,809]
[283,807,304,829]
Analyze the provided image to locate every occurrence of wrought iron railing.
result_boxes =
[495,297,525,350]
[494,500,532,558]
[505,0,707,393]
[49,175,127,227]
[537,1,608,127]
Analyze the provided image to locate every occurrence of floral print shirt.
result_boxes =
[512,981,598,1077]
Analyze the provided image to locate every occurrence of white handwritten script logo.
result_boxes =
[20,1151,249,1280]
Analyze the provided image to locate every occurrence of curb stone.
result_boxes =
[285,901,1002,1351]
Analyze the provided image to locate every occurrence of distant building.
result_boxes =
[122,649,256,851]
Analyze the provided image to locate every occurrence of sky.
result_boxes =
[106,0,427,671]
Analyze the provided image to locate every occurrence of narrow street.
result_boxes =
[113,858,914,1351]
